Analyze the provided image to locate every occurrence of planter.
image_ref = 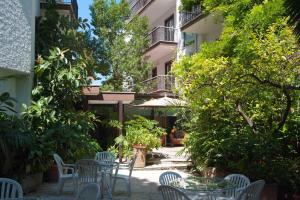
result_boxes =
[293,194,300,200]
[203,167,228,178]
[160,135,166,146]
[21,172,43,194]
[133,145,147,168]
[260,184,278,200]
[44,165,58,182]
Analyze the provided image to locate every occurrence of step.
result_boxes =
[146,159,191,165]
[134,163,191,171]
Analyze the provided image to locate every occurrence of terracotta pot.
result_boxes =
[21,172,43,194]
[44,165,58,182]
[293,194,300,200]
[260,184,278,200]
[160,135,166,146]
[133,145,147,168]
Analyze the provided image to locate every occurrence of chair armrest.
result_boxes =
[62,166,75,174]
[64,163,75,168]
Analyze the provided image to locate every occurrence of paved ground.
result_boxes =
[26,147,192,200]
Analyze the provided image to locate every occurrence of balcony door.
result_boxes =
[165,61,173,90]
[165,61,172,75]
[164,15,174,41]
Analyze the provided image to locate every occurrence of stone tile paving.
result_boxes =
[26,147,191,200]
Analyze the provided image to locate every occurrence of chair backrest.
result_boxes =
[95,151,115,164]
[76,183,100,200]
[224,174,250,197]
[158,185,191,200]
[76,159,101,184]
[235,180,265,200]
[159,171,182,186]
[0,178,23,199]
[53,153,64,177]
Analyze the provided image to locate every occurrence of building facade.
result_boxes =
[0,0,78,113]
[0,0,40,113]
[128,0,223,95]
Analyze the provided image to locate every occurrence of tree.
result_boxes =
[91,0,150,91]
[36,2,109,76]
[174,0,300,190]
[181,0,300,40]
[285,0,300,39]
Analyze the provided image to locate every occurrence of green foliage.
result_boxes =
[23,48,101,165]
[114,116,166,156]
[91,0,151,91]
[0,92,16,113]
[181,0,202,11]
[0,93,42,178]
[36,4,108,76]
[174,0,300,191]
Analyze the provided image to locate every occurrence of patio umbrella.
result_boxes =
[134,96,186,146]
[135,96,186,108]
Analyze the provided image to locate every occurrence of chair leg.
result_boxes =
[57,179,64,195]
[112,177,117,194]
[127,180,131,197]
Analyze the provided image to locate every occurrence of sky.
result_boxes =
[77,0,93,23]
[77,0,103,85]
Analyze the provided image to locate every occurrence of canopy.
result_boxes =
[135,96,186,107]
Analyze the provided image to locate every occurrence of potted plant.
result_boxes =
[115,115,166,168]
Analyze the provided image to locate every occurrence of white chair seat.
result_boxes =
[53,154,76,195]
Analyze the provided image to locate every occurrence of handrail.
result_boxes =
[180,5,202,27]
[130,0,153,14]
[142,75,175,93]
[142,75,173,83]
[148,26,177,36]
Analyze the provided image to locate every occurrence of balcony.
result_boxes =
[149,26,177,47]
[130,0,176,26]
[142,75,175,94]
[40,0,78,19]
[130,0,153,15]
[180,5,203,30]
[144,26,178,61]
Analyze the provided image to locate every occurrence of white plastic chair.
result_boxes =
[224,174,250,198]
[235,180,265,200]
[0,178,23,199]
[159,171,182,186]
[158,185,191,200]
[75,183,100,200]
[75,159,101,196]
[53,153,76,195]
[95,151,116,199]
[112,154,137,196]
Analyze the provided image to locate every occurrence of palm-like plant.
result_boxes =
[285,0,300,39]
[0,92,33,177]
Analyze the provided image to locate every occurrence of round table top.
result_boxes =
[170,177,236,192]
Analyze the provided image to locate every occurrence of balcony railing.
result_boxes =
[148,26,178,47]
[142,75,175,93]
[40,0,78,19]
[180,5,202,27]
[130,0,153,15]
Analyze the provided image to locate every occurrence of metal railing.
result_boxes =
[180,5,202,27]
[148,26,178,47]
[130,0,153,15]
[40,0,78,19]
[142,75,175,93]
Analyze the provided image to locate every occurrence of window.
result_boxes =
[165,15,175,41]
[152,67,157,78]
[183,32,195,47]
[165,61,172,75]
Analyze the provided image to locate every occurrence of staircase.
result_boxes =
[135,147,191,170]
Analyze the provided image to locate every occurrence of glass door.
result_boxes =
[164,15,174,41]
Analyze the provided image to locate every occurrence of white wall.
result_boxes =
[0,0,39,113]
